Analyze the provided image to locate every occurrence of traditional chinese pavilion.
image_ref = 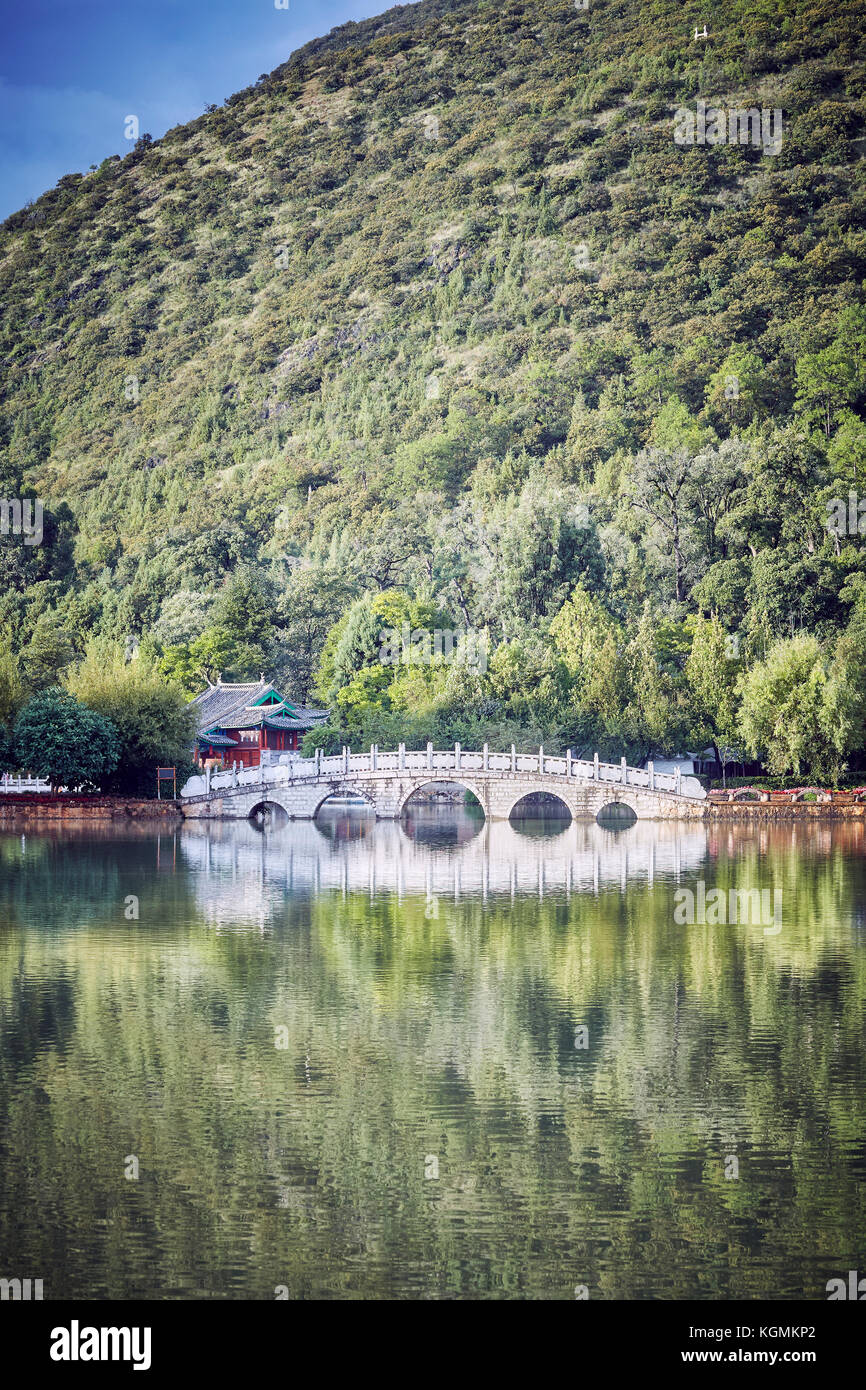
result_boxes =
[190,677,329,769]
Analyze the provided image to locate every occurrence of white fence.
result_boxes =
[0,774,52,794]
[182,746,705,800]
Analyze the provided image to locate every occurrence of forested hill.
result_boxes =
[2,0,866,774]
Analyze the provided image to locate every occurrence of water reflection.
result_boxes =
[0,811,864,1300]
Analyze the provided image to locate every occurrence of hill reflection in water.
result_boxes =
[0,810,864,1299]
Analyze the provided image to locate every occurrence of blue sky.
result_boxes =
[0,0,387,219]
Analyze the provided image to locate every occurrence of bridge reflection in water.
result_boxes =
[178,810,710,931]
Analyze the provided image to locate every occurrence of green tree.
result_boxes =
[13,689,120,790]
[685,614,739,783]
[273,567,354,704]
[0,723,13,773]
[66,643,195,795]
[0,638,25,728]
[22,617,76,691]
[795,310,866,438]
[210,567,277,678]
[736,634,861,782]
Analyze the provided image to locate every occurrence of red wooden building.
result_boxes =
[190,678,329,769]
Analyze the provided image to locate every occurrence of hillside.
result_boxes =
[1,0,866,772]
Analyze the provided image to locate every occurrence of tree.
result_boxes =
[629,448,692,602]
[474,471,605,635]
[272,567,355,704]
[0,724,13,773]
[151,590,215,647]
[0,638,25,728]
[21,617,76,691]
[66,643,195,795]
[621,608,691,760]
[704,348,766,426]
[210,567,276,678]
[794,311,866,438]
[314,589,448,722]
[685,614,739,783]
[736,634,862,783]
[13,689,120,790]
[159,628,236,692]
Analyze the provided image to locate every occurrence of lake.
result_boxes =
[1,808,864,1299]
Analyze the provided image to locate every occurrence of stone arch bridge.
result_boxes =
[180,746,707,822]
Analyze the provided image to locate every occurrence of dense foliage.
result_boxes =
[2,0,865,776]
[12,689,120,790]
[65,645,196,795]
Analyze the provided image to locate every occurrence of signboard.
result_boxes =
[156,767,176,800]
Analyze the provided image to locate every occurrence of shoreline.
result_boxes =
[1,794,865,824]
[0,794,183,824]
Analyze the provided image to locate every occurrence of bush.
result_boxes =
[13,689,120,790]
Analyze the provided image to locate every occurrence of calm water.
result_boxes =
[1,808,864,1300]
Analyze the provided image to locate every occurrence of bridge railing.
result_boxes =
[183,746,704,799]
[0,773,53,794]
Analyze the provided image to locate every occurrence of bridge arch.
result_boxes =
[397,778,488,819]
[595,798,638,827]
[509,790,572,826]
[247,799,289,829]
[312,786,376,819]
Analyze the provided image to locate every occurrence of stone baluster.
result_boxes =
[593,752,599,780]
[483,743,489,770]
[621,757,627,785]
[206,765,212,794]
[455,742,461,771]
[648,760,654,790]
[427,741,434,771]
[539,745,544,775]
[511,744,516,772]
[566,749,572,779]
[371,744,377,772]
[675,765,682,796]
[399,742,406,771]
